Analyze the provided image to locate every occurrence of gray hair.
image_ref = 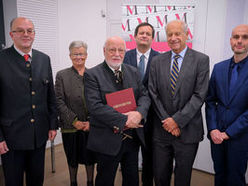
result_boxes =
[69,41,88,53]
[10,17,34,30]
[166,20,188,34]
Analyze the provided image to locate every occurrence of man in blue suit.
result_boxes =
[206,24,248,186]
[123,22,159,186]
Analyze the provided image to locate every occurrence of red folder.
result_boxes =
[105,88,137,113]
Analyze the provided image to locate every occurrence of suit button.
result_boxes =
[26,63,31,68]
[32,105,36,109]
[30,118,35,123]
[29,77,32,81]
[31,91,35,95]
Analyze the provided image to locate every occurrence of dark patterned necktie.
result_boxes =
[170,55,180,95]
[114,70,123,84]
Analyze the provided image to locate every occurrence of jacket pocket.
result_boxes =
[0,118,13,127]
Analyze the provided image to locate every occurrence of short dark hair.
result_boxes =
[134,22,155,38]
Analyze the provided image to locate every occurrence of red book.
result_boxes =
[105,88,137,113]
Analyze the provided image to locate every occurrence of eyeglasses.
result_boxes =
[107,48,125,55]
[71,53,87,57]
[12,29,35,35]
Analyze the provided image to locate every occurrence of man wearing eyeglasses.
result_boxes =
[84,36,150,186]
[0,17,57,186]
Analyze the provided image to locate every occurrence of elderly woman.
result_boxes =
[55,41,95,186]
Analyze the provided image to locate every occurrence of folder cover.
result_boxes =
[105,88,137,113]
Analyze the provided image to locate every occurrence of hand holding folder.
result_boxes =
[106,88,143,131]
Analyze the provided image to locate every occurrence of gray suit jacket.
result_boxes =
[55,67,88,129]
[148,48,209,143]
[84,61,150,156]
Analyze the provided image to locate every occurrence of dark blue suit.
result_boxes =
[206,56,248,186]
[123,48,159,186]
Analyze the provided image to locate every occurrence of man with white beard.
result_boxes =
[84,36,150,186]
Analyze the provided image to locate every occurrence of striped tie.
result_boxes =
[170,55,180,95]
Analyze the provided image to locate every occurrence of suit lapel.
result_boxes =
[221,60,230,104]
[173,48,192,95]
[131,50,138,68]
[229,59,248,102]
[164,52,173,93]
[143,49,154,84]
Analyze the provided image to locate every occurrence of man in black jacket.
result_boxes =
[84,36,150,186]
[0,17,57,186]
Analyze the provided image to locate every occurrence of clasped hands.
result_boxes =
[73,121,90,131]
[123,111,143,129]
[210,129,229,144]
[162,117,181,137]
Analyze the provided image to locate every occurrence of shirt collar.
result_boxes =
[106,63,122,73]
[136,48,151,59]
[14,45,32,58]
[171,46,187,59]
[230,55,248,69]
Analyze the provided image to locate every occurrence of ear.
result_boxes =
[9,31,13,38]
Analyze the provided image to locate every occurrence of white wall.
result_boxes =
[58,0,107,69]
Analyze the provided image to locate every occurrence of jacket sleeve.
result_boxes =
[55,71,77,128]
[148,57,170,121]
[205,66,218,132]
[47,58,58,130]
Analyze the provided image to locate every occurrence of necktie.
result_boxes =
[24,54,29,62]
[170,55,180,95]
[114,70,123,84]
[138,54,145,80]
[229,64,238,98]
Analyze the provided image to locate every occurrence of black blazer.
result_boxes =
[123,48,160,88]
[0,46,57,150]
[84,62,150,156]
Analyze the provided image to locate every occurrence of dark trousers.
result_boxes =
[211,140,248,186]
[141,129,153,186]
[1,144,46,186]
[95,138,140,186]
[153,137,198,186]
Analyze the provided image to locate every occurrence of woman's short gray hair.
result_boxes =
[69,41,88,53]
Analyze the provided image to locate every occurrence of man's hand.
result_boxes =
[210,129,224,144]
[48,130,57,141]
[82,121,90,131]
[124,111,143,129]
[171,127,181,137]
[162,117,179,133]
[221,132,229,140]
[73,121,85,130]
[0,141,9,155]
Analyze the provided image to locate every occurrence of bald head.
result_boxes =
[9,17,35,53]
[166,20,188,54]
[104,36,126,50]
[10,17,34,31]
[166,20,188,34]
[230,24,248,61]
[104,36,126,70]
